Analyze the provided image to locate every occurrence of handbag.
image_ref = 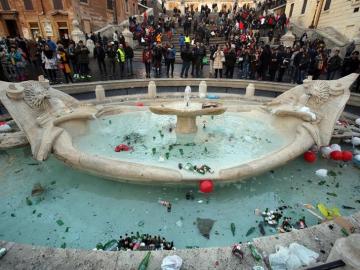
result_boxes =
[221,56,226,63]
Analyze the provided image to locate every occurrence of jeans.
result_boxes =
[46,69,57,82]
[97,58,107,74]
[126,58,133,74]
[181,61,191,77]
[239,62,250,78]
[296,68,306,84]
[326,70,337,80]
[145,62,151,77]
[166,59,175,76]
[80,63,89,76]
[108,60,116,77]
[119,62,125,77]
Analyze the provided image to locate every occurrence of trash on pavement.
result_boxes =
[0,248,7,259]
[232,244,244,261]
[269,243,319,270]
[161,255,183,270]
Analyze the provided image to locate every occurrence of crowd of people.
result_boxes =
[0,0,358,89]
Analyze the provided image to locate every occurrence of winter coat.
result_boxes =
[213,50,225,69]
[327,55,342,72]
[77,46,90,64]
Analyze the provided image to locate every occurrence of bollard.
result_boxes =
[245,83,255,98]
[148,81,157,98]
[95,85,105,102]
[199,81,207,98]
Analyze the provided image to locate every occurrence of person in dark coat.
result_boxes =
[180,44,192,78]
[94,42,107,75]
[259,45,271,80]
[326,49,342,80]
[225,45,236,79]
[124,42,134,75]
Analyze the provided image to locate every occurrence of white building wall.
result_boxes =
[285,0,360,40]
[317,0,360,40]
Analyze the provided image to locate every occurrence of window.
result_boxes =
[80,0,88,3]
[301,0,307,14]
[289,3,294,17]
[53,0,63,10]
[0,0,10,10]
[324,0,331,11]
[125,0,129,12]
[23,0,33,10]
[107,0,113,10]
[355,7,359,12]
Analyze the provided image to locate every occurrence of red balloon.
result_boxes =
[199,179,214,193]
[342,151,353,162]
[304,151,316,163]
[330,150,343,161]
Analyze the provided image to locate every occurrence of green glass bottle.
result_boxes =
[138,251,151,270]
[248,243,262,262]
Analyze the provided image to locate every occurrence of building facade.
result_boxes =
[165,0,257,12]
[0,0,138,40]
[285,0,360,40]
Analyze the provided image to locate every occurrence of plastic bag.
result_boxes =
[161,255,183,270]
[289,243,319,266]
[269,245,289,270]
[269,243,318,270]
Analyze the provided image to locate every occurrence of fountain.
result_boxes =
[149,86,226,134]
[0,74,357,182]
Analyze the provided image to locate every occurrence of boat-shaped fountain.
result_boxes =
[0,74,357,183]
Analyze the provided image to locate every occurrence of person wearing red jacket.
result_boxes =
[142,46,153,78]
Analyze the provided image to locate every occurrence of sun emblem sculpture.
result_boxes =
[21,81,51,110]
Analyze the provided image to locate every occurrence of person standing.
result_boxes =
[77,41,91,79]
[342,51,360,76]
[124,42,134,76]
[153,43,163,77]
[41,44,58,84]
[180,43,192,78]
[143,45,153,78]
[68,42,79,79]
[165,44,176,77]
[117,44,126,78]
[191,43,201,77]
[107,42,117,78]
[179,33,185,51]
[326,48,342,80]
[209,44,216,76]
[94,42,107,77]
[268,48,279,81]
[57,46,73,83]
[213,45,225,79]
[224,44,236,79]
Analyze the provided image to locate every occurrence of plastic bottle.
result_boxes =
[248,243,262,262]
[138,251,151,270]
[0,248,6,259]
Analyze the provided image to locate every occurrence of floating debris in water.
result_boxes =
[138,220,145,227]
[60,243,66,249]
[25,197,33,206]
[342,205,355,209]
[65,227,70,232]
[258,221,266,236]
[326,192,337,197]
[246,227,256,237]
[196,218,215,239]
[56,219,64,226]
[231,223,236,236]
[31,183,45,197]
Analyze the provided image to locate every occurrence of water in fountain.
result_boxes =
[0,146,358,249]
[71,111,291,175]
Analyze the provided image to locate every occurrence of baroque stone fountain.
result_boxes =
[149,86,226,134]
[0,74,357,183]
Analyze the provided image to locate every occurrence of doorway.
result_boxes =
[5,20,19,37]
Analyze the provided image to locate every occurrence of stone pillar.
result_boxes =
[245,83,255,98]
[326,234,360,270]
[71,20,85,44]
[280,29,295,48]
[199,81,207,98]
[148,81,157,98]
[95,85,106,102]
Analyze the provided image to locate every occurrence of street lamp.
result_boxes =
[309,0,321,29]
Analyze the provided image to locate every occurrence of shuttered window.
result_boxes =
[53,0,63,10]
[324,0,331,11]
[0,0,10,10]
[23,0,34,10]
[301,0,308,14]
[107,0,113,10]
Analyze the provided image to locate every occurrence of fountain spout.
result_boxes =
[184,86,191,107]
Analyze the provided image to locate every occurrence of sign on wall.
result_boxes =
[43,21,54,36]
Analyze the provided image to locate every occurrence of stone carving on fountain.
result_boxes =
[262,76,353,146]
